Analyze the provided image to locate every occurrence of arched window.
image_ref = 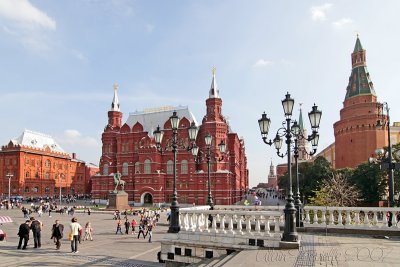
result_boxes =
[144,159,151,174]
[45,187,50,193]
[25,171,29,178]
[167,160,173,175]
[45,160,51,167]
[134,162,140,173]
[32,186,38,193]
[45,172,49,179]
[103,164,109,175]
[24,187,29,193]
[122,162,129,175]
[181,160,188,174]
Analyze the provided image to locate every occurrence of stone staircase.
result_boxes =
[188,252,238,267]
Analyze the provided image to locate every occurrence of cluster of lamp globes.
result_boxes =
[258,93,322,151]
[152,111,227,157]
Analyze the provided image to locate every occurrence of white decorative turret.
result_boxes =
[111,83,120,111]
[209,67,220,98]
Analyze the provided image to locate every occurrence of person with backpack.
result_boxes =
[69,217,82,253]
[51,220,64,250]
[30,216,43,248]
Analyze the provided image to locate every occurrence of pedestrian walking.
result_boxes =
[87,208,91,215]
[17,220,31,250]
[131,219,137,235]
[115,218,123,234]
[124,219,130,235]
[147,223,153,243]
[137,222,146,239]
[69,217,82,253]
[30,216,43,248]
[83,222,93,241]
[51,220,64,250]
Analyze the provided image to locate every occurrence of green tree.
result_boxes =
[348,162,385,204]
[309,173,360,206]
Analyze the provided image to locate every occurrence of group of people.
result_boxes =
[113,208,160,243]
[17,216,93,252]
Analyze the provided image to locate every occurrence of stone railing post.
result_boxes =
[304,209,310,224]
[313,209,319,225]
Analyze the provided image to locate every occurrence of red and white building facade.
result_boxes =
[91,72,249,205]
[0,130,99,198]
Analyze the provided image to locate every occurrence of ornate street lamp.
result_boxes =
[191,134,226,209]
[290,105,321,227]
[6,173,13,204]
[154,111,198,233]
[258,92,322,242]
[376,102,397,207]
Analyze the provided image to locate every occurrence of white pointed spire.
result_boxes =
[209,67,220,98]
[111,83,120,111]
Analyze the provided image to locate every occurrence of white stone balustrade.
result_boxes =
[172,205,284,249]
[303,206,400,230]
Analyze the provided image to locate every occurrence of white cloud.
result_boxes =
[0,0,56,30]
[145,24,155,33]
[332,18,353,29]
[253,59,274,67]
[0,0,56,51]
[310,3,332,21]
[57,129,99,147]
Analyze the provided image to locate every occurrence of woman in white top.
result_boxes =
[69,217,82,253]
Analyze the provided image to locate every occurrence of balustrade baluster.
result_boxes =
[255,215,261,235]
[338,211,343,226]
[391,212,397,228]
[212,213,218,233]
[246,216,252,234]
[237,215,243,235]
[205,214,210,232]
[354,211,360,225]
[329,211,335,225]
[305,209,310,224]
[196,213,202,232]
[321,210,326,226]
[383,211,389,228]
[228,214,235,234]
[373,211,378,227]
[313,209,319,225]
[274,216,280,233]
[264,216,270,236]
[345,210,351,226]
[220,214,226,233]
[364,211,370,227]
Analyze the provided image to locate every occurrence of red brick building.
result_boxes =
[91,72,249,205]
[0,130,98,198]
[334,37,388,169]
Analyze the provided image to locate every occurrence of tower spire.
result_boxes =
[111,83,120,111]
[345,36,376,100]
[298,103,304,132]
[209,67,220,98]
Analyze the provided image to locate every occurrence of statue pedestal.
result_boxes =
[107,191,130,210]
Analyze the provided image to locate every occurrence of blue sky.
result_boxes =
[1,0,400,187]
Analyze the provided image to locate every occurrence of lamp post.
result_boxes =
[190,133,226,209]
[258,92,321,242]
[376,102,398,207]
[6,173,13,204]
[59,174,62,205]
[153,111,198,233]
[290,120,320,227]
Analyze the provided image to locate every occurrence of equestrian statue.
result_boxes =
[113,172,126,192]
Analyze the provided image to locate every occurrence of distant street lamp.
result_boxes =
[6,173,13,204]
[59,174,62,205]
[153,111,198,233]
[191,133,226,209]
[258,92,321,242]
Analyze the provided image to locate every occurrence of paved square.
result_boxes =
[0,208,166,266]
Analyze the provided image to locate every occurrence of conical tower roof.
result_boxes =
[111,83,120,111]
[209,67,220,98]
[345,36,376,100]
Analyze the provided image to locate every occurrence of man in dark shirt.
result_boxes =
[51,220,64,250]
[30,216,42,248]
[17,220,31,249]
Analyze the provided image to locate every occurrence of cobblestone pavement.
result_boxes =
[223,233,400,267]
[0,208,166,266]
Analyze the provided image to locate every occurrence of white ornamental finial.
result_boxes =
[209,67,219,98]
[111,82,120,111]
